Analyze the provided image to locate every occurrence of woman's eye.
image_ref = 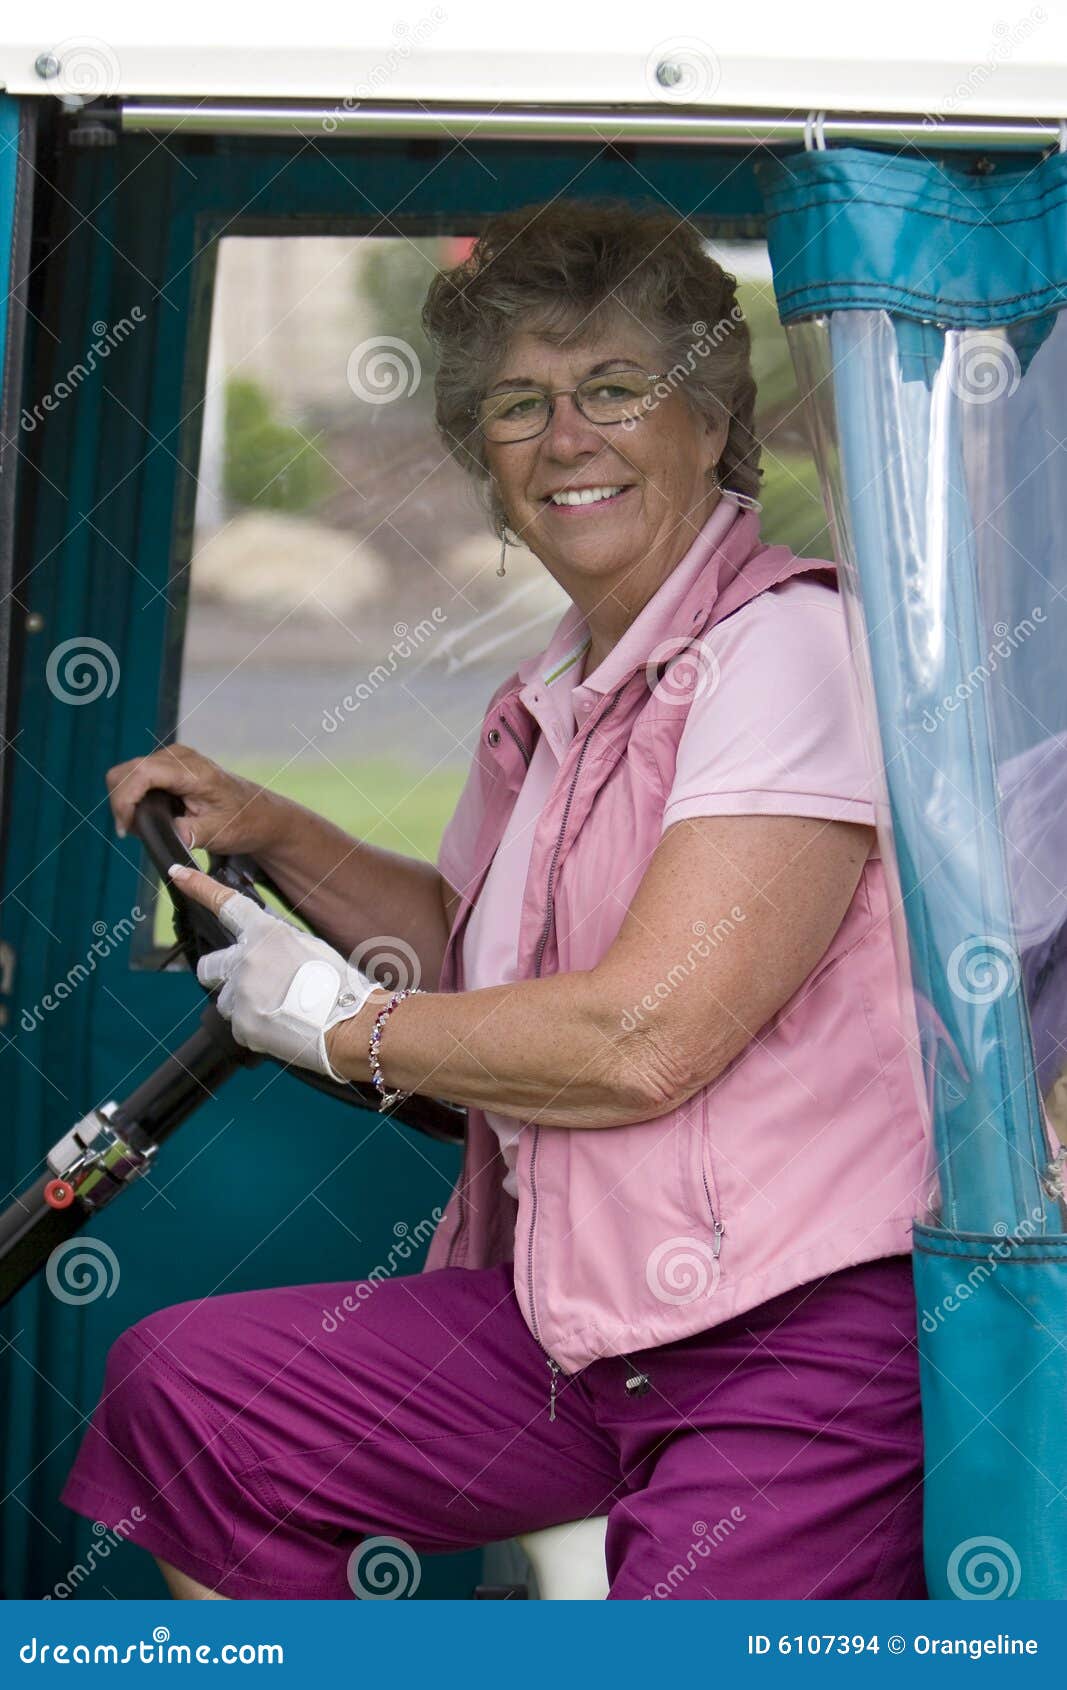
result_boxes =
[499,394,542,419]
[585,378,646,401]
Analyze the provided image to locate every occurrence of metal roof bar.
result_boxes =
[119,101,1066,150]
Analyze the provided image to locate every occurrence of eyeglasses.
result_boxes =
[474,366,670,444]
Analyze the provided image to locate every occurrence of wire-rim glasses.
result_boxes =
[474,366,670,444]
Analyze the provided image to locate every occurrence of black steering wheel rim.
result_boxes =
[131,788,466,1144]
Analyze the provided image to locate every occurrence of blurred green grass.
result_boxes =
[152,757,466,949]
[759,450,834,560]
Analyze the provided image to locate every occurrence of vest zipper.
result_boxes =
[500,714,532,769]
[547,1356,561,1421]
[703,1168,726,1252]
[526,684,628,1415]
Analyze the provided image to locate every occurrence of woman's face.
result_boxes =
[482,318,728,595]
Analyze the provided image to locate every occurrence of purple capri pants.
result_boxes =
[61,1254,926,1600]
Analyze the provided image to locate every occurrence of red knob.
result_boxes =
[43,1178,76,1210]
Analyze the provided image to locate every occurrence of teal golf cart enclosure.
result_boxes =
[1,4,1066,1600]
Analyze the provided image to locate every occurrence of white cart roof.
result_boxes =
[1,0,1065,119]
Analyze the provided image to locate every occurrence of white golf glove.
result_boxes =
[195,890,381,1081]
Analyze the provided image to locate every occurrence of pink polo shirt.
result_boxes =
[441,497,879,1198]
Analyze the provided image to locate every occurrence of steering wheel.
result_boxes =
[131,787,466,1145]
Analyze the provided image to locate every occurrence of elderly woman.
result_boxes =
[62,201,932,1601]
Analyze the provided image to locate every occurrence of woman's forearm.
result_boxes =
[327,970,687,1129]
[253,789,452,990]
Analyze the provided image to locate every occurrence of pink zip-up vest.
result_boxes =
[424,506,934,1376]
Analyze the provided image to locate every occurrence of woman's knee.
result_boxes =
[156,1557,229,1600]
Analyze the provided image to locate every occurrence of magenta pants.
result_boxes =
[61,1255,926,1600]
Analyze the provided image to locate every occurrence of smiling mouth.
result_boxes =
[542,484,635,511]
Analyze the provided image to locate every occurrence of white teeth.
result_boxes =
[549,485,625,506]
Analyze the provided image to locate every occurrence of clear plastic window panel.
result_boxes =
[787,309,1067,1237]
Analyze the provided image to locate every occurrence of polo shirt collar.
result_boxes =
[516,495,746,703]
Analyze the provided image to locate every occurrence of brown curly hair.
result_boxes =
[420,197,762,531]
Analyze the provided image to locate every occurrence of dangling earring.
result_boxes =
[715,460,762,512]
[497,519,509,577]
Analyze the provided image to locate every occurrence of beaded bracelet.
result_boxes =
[368,986,423,1110]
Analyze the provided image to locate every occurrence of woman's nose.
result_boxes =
[541,391,604,455]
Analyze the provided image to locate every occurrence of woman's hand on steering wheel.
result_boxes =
[168,862,387,1081]
[107,743,284,856]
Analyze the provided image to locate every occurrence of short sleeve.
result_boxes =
[661,578,880,836]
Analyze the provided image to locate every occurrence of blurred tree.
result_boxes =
[738,278,805,431]
[758,452,834,558]
[729,277,834,557]
[223,376,334,512]
[356,236,448,403]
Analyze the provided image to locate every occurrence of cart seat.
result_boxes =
[515,1515,609,1599]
